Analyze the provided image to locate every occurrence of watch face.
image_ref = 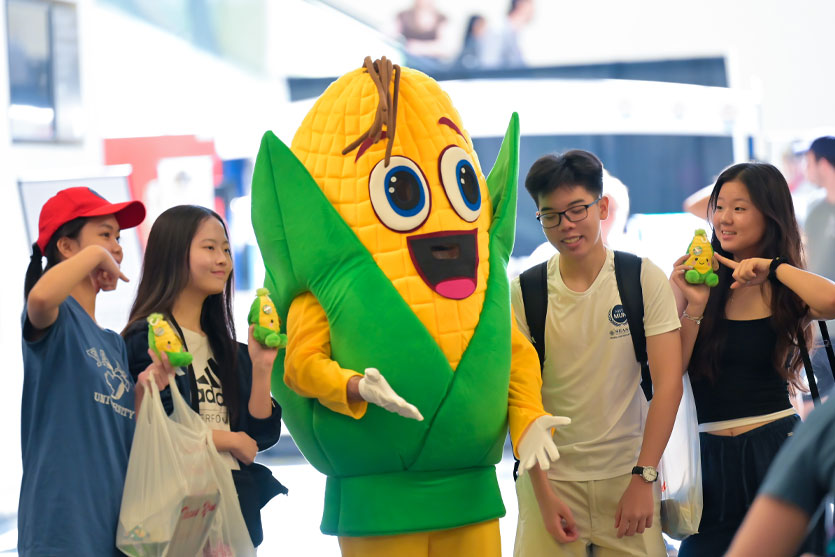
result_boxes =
[642,467,658,482]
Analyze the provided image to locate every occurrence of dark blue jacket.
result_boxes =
[124,323,287,547]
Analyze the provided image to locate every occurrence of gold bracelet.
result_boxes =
[681,310,703,325]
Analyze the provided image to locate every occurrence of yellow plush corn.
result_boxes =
[291,64,492,370]
[684,228,719,287]
[248,288,287,348]
[147,313,193,367]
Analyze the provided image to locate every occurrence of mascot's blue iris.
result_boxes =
[384,166,426,217]
[456,160,480,212]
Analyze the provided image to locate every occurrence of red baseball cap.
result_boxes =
[37,187,146,252]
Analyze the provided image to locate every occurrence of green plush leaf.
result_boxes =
[485,112,520,260]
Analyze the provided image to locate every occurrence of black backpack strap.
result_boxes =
[799,336,821,406]
[799,320,835,407]
[514,260,549,480]
[613,251,653,401]
[519,261,549,370]
[818,321,835,385]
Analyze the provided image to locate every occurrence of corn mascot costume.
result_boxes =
[251,57,562,556]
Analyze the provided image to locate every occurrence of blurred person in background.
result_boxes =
[393,0,452,73]
[803,136,835,283]
[455,14,488,71]
[799,136,835,408]
[481,0,535,69]
[784,142,824,227]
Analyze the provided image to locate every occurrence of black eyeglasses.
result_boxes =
[536,197,602,229]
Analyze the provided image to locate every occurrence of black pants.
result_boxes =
[678,414,800,557]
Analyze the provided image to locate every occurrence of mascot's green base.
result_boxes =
[323,467,502,536]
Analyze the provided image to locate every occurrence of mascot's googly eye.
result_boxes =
[439,146,481,222]
[369,156,431,232]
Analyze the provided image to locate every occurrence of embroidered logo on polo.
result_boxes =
[607,304,631,340]
[87,347,135,419]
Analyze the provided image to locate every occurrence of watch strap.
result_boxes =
[768,256,787,281]
[631,465,658,482]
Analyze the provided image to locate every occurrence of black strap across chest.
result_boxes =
[518,251,653,401]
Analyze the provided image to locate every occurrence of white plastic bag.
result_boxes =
[659,372,703,540]
[117,376,255,556]
[168,381,254,557]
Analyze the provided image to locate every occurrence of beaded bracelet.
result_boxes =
[681,310,703,325]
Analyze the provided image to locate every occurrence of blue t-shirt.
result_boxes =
[19,296,136,556]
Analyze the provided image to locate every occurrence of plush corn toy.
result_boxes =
[248,288,287,348]
[685,228,719,287]
[147,313,193,367]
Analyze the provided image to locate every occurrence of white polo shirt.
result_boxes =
[510,249,680,481]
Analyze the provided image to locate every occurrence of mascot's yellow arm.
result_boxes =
[508,323,548,456]
[285,292,368,418]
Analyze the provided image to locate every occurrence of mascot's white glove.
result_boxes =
[358,368,424,421]
[518,415,572,475]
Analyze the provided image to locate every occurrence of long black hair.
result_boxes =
[689,162,809,389]
[123,205,240,423]
[24,218,88,300]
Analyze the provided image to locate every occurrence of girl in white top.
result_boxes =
[122,205,285,547]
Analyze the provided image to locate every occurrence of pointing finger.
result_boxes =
[714,253,737,269]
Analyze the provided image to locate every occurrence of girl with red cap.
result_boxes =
[20,187,169,556]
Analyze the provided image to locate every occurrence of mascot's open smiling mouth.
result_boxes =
[407,229,478,300]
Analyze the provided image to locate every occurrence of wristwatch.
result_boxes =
[631,465,658,483]
[768,256,787,282]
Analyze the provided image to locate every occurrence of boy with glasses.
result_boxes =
[511,150,683,556]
